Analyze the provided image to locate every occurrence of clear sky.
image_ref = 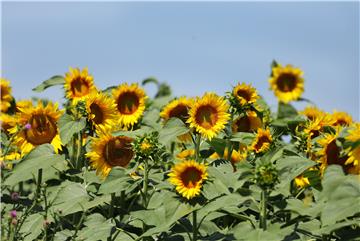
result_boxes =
[2,2,359,119]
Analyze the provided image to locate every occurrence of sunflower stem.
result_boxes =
[195,134,201,162]
[142,160,149,207]
[259,188,267,230]
[192,210,198,241]
[75,131,82,169]
[36,169,43,198]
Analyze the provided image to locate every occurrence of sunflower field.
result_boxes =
[1,61,359,241]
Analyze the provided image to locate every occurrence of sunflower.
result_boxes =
[64,67,97,104]
[210,146,247,165]
[250,128,272,153]
[269,64,304,103]
[160,96,193,122]
[85,92,117,131]
[10,101,63,154]
[160,96,193,142]
[345,146,360,168]
[112,83,147,128]
[16,99,33,112]
[168,160,208,199]
[331,111,353,127]
[344,123,360,167]
[300,106,324,121]
[176,149,196,160]
[86,132,134,178]
[0,151,21,170]
[1,78,13,113]
[232,83,259,106]
[232,111,262,133]
[187,93,230,140]
[346,123,360,142]
[317,132,348,175]
[294,175,310,188]
[0,113,16,135]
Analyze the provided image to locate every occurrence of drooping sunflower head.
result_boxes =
[232,111,262,133]
[112,83,147,128]
[269,64,304,103]
[1,78,14,113]
[232,83,259,106]
[64,67,97,103]
[250,128,273,153]
[331,111,353,127]
[168,160,208,200]
[11,101,63,154]
[317,132,347,174]
[160,96,193,123]
[187,93,230,140]
[85,92,117,131]
[86,132,134,178]
[300,106,324,121]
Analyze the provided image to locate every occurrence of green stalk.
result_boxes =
[259,189,267,230]
[192,211,198,241]
[36,169,43,198]
[75,132,82,169]
[195,134,201,162]
[109,193,115,219]
[142,160,149,208]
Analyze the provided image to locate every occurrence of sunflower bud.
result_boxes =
[255,162,279,190]
[133,132,164,163]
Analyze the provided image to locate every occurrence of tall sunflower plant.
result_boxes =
[1,62,359,241]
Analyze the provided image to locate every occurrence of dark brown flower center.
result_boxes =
[70,77,90,97]
[103,136,134,167]
[276,73,297,92]
[117,92,140,115]
[334,119,350,126]
[195,105,218,129]
[169,104,189,122]
[325,140,343,165]
[236,89,251,102]
[90,103,104,124]
[233,116,251,132]
[254,135,271,151]
[181,167,202,188]
[1,85,9,101]
[25,114,57,145]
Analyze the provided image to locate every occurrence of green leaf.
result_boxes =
[98,168,133,195]
[142,77,159,86]
[142,109,161,130]
[158,118,189,146]
[277,156,316,182]
[277,102,298,119]
[53,230,73,241]
[51,181,89,215]
[230,132,255,145]
[32,75,65,92]
[151,95,174,109]
[20,213,44,241]
[77,214,113,241]
[58,114,86,145]
[4,144,66,185]
[197,193,250,221]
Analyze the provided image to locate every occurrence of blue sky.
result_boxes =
[2,2,359,119]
